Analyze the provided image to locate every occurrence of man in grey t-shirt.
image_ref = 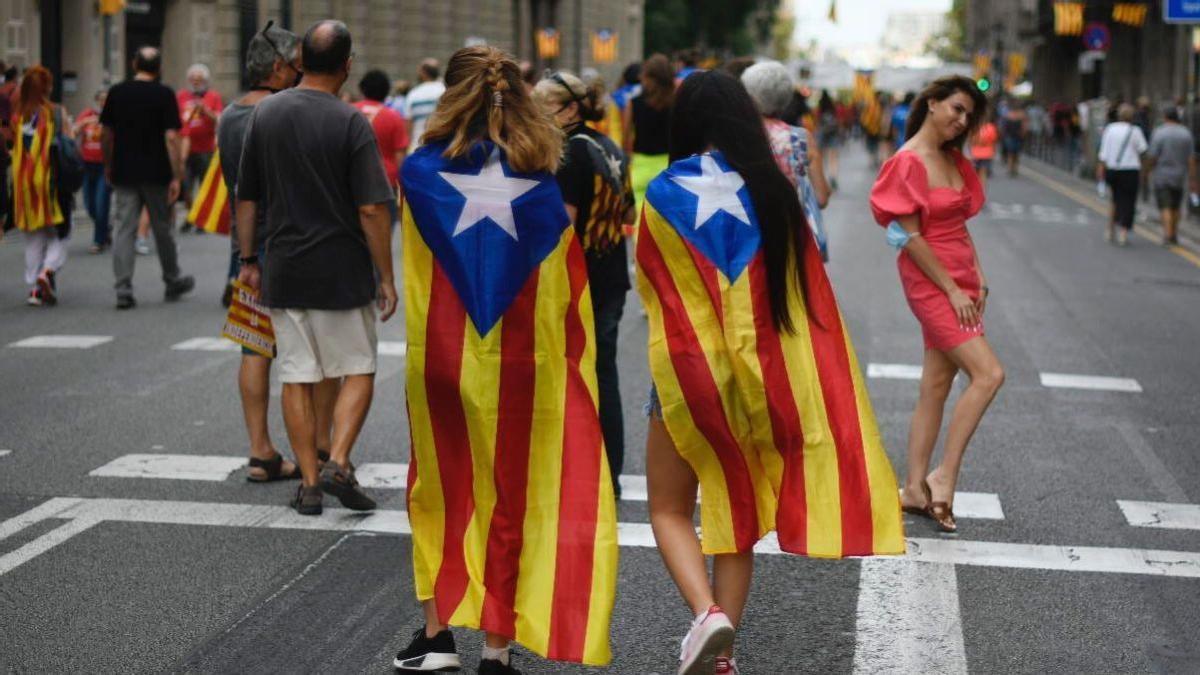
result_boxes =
[1147,107,1196,246]
[236,20,396,516]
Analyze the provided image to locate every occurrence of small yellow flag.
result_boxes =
[99,0,125,16]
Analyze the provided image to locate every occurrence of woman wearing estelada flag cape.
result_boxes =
[635,70,905,675]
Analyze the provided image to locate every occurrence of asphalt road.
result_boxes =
[2,144,1199,674]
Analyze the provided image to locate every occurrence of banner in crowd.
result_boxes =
[221,281,274,358]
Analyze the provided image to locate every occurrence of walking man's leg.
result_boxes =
[281,382,320,486]
[142,183,182,285]
[111,185,143,302]
[593,292,626,496]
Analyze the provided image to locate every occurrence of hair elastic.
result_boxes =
[493,90,504,108]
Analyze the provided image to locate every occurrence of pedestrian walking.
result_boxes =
[869,75,1004,534]
[101,46,195,309]
[1097,103,1148,246]
[1146,106,1196,246]
[1000,99,1027,177]
[75,89,111,253]
[534,69,635,499]
[354,69,409,225]
[623,53,673,214]
[219,22,305,484]
[817,89,841,189]
[11,65,72,306]
[638,71,903,675]
[235,20,396,514]
[395,45,618,674]
[741,61,831,261]
[968,105,998,189]
[177,63,223,232]
[404,58,445,150]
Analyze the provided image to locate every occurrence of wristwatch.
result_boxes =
[239,255,259,265]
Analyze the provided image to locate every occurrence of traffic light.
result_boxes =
[976,77,992,92]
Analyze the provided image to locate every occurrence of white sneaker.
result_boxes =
[678,605,735,675]
[135,238,151,256]
[715,656,740,674]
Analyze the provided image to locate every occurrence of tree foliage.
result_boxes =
[644,0,782,57]
[927,0,967,63]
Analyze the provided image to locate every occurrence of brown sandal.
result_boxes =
[929,501,957,533]
[901,480,935,519]
[246,453,302,483]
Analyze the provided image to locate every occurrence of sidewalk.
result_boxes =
[1021,154,1200,264]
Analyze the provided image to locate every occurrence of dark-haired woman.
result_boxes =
[869,75,1005,534]
[637,70,903,675]
[534,70,635,499]
[623,53,674,213]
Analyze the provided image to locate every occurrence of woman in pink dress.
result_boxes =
[869,75,1005,533]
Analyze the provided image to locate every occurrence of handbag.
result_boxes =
[50,106,84,195]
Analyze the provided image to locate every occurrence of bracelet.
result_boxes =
[981,285,990,296]
[239,255,259,265]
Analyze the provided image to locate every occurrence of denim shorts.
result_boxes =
[643,384,663,420]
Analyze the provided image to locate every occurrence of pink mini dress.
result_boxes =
[869,149,986,351]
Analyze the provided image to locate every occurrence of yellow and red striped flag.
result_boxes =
[635,153,905,558]
[400,141,617,664]
[187,150,231,235]
[1113,2,1148,27]
[11,106,64,232]
[1053,2,1084,36]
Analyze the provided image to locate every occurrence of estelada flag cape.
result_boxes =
[187,149,231,235]
[400,140,618,665]
[11,106,64,232]
[636,151,904,558]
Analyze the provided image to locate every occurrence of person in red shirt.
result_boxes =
[354,69,408,225]
[75,89,111,252]
[177,63,223,232]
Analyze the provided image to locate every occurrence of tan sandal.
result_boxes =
[901,480,935,519]
[929,501,957,533]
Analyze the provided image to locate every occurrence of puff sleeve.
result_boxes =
[953,149,986,217]
[869,152,929,227]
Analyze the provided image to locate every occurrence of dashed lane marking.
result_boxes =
[867,363,924,380]
[854,558,967,674]
[89,454,247,481]
[1118,500,1200,530]
[2,497,1199,578]
[0,450,11,458]
[7,335,114,349]
[171,338,240,352]
[1039,372,1143,393]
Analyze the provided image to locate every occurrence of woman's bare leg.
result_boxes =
[927,337,1005,506]
[901,349,958,509]
[647,418,713,617]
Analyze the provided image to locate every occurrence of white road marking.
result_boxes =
[170,337,240,352]
[0,449,11,458]
[4,497,1198,578]
[1039,373,1143,393]
[377,341,407,357]
[1118,500,1200,530]
[867,363,923,380]
[853,558,967,675]
[0,518,101,576]
[900,490,1005,520]
[89,454,246,482]
[355,462,408,489]
[7,335,113,349]
[1114,422,1189,503]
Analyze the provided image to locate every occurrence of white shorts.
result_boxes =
[270,305,378,383]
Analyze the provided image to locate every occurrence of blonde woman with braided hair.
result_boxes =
[395,46,619,674]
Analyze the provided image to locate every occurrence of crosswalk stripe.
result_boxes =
[3,497,1199,579]
[7,335,114,349]
[867,363,923,380]
[853,558,967,674]
[1039,372,1143,393]
[1117,500,1200,530]
[89,454,248,481]
[171,337,241,352]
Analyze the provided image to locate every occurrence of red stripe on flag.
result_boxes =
[745,255,808,553]
[195,169,220,230]
[215,207,231,235]
[685,243,724,328]
[480,268,540,638]
[425,262,476,620]
[547,241,604,661]
[801,240,873,554]
[638,224,759,552]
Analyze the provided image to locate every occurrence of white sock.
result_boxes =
[481,645,510,665]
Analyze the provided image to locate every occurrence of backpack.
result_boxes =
[50,106,84,194]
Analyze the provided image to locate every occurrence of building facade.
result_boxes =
[5,0,645,116]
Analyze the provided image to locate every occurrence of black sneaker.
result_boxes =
[393,627,461,672]
[165,275,196,301]
[320,460,376,511]
[477,658,521,675]
[116,295,137,310]
[291,485,323,515]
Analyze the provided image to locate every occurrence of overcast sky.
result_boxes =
[792,0,952,50]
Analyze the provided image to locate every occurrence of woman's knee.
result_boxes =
[919,371,956,401]
[972,364,1005,393]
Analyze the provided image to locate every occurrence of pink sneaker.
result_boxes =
[678,605,735,675]
[714,657,740,674]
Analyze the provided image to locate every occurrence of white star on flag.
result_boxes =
[671,154,752,230]
[439,147,540,240]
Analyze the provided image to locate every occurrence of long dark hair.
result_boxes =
[669,71,810,333]
[904,75,987,150]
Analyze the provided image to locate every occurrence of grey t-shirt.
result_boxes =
[1148,123,1194,189]
[238,88,394,309]
[216,102,259,256]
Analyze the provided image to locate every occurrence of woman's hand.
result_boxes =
[948,288,980,329]
[975,286,988,316]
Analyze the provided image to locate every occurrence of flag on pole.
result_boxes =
[537,27,561,59]
[1053,2,1084,36]
[635,152,905,558]
[187,150,231,235]
[591,29,618,64]
[99,0,125,16]
[1112,2,1148,27]
[400,141,618,665]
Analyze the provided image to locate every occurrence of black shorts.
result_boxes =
[1154,185,1184,210]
